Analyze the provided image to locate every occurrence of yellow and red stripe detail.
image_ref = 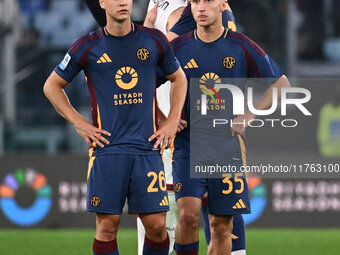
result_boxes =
[87,104,102,180]
[170,136,175,162]
[237,134,247,178]
[153,99,157,133]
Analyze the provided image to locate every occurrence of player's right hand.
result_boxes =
[231,111,255,139]
[73,118,111,148]
[148,117,178,154]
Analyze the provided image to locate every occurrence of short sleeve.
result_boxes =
[155,66,167,88]
[171,4,237,35]
[153,33,180,77]
[53,35,92,82]
[223,10,237,32]
[243,36,285,86]
[54,51,82,83]
[249,53,285,83]
[170,4,196,36]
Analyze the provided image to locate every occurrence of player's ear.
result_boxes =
[99,0,105,10]
[221,0,228,11]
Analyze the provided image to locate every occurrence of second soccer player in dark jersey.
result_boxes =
[43,1,187,254]
[169,0,290,254]
[170,1,236,36]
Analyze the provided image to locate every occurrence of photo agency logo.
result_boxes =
[199,80,312,128]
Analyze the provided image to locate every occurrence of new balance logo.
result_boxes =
[159,196,169,206]
[232,199,246,209]
[97,53,112,63]
[184,59,198,69]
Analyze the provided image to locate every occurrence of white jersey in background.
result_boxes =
[147,0,187,186]
[137,2,187,255]
[147,0,187,34]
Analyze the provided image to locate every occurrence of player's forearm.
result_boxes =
[143,2,158,28]
[168,69,187,122]
[249,75,290,115]
[43,73,84,125]
[157,106,167,123]
[167,6,185,32]
[143,20,155,29]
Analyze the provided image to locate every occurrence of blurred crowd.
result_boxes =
[1,0,339,60]
[1,0,340,153]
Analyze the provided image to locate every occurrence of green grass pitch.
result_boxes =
[0,229,339,255]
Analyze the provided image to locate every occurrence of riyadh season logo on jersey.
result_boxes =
[198,73,226,111]
[113,67,144,106]
[198,79,312,128]
[115,67,139,90]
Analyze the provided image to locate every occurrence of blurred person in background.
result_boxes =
[0,0,21,44]
[297,0,324,60]
[317,87,340,157]
[139,3,187,254]
[168,0,289,254]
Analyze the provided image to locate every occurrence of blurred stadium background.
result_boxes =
[1,0,340,254]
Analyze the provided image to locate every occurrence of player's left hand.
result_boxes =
[177,119,187,133]
[143,2,158,28]
[148,117,178,154]
[231,111,255,138]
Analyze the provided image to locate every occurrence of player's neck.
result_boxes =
[106,17,132,37]
[196,23,225,43]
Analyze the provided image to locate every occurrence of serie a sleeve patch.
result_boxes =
[58,53,71,70]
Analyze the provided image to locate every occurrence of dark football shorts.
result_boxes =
[173,157,250,215]
[87,154,169,214]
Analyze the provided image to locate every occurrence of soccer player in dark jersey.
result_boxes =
[169,0,291,254]
[43,0,187,254]
[144,2,247,254]
[167,0,235,41]
[144,2,247,255]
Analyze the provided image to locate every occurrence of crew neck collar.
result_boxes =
[194,27,228,46]
[103,23,135,40]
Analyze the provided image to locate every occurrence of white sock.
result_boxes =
[136,191,178,255]
[166,191,178,254]
[232,249,246,255]
[137,216,146,255]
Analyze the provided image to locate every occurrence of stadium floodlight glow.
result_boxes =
[201,84,312,116]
